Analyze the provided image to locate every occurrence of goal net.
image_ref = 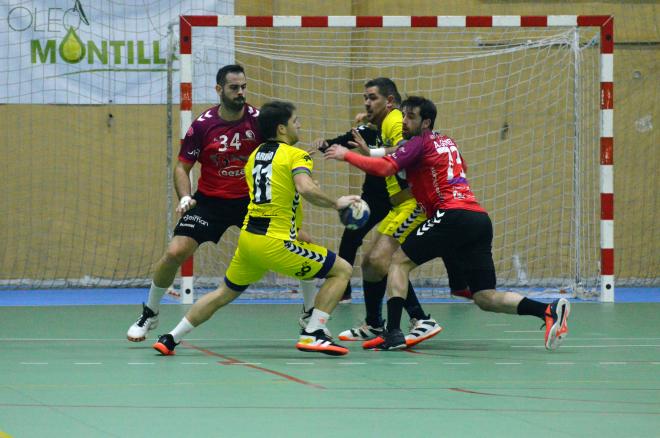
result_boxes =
[182,17,605,299]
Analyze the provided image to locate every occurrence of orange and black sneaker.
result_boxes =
[153,334,178,356]
[543,298,571,350]
[296,329,349,356]
[362,328,407,351]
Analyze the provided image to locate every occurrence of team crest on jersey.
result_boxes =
[303,154,312,162]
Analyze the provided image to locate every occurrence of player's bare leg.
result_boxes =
[127,236,199,342]
[153,283,242,355]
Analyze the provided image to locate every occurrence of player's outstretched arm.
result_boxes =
[324,145,398,178]
[294,172,360,210]
[174,160,197,214]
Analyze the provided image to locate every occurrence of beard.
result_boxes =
[220,93,245,112]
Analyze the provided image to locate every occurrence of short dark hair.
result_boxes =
[258,101,296,139]
[365,77,401,105]
[401,96,437,129]
[216,64,245,86]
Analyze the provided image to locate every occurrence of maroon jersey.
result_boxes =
[179,104,262,199]
[386,130,486,216]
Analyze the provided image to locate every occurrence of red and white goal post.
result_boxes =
[175,15,614,303]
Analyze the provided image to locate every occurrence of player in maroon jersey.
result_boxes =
[324,96,570,351]
[127,64,267,342]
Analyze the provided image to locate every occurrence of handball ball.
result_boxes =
[339,199,370,230]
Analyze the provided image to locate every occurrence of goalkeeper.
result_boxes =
[314,78,440,347]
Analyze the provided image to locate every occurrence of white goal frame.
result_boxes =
[177,14,615,303]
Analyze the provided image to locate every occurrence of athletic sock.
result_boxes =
[146,282,168,313]
[305,309,330,333]
[517,297,548,320]
[170,317,194,343]
[386,297,405,332]
[300,279,317,312]
[403,281,427,320]
[363,277,387,327]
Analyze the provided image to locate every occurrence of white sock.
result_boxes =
[147,281,168,313]
[300,279,317,312]
[170,317,195,343]
[305,309,330,333]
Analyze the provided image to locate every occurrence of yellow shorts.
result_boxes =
[377,198,426,243]
[224,231,336,290]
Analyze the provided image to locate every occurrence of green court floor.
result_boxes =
[1,302,659,437]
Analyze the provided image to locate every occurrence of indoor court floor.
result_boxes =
[1,290,659,437]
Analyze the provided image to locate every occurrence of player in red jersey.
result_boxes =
[127,65,276,341]
[324,96,570,351]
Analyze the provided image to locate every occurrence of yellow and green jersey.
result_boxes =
[380,109,409,197]
[243,140,312,240]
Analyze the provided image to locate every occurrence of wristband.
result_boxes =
[369,148,386,157]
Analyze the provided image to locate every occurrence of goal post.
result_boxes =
[177,15,615,302]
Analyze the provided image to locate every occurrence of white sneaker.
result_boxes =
[405,316,443,347]
[126,304,159,342]
[338,322,384,341]
[298,306,331,337]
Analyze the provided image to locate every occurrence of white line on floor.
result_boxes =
[512,344,660,348]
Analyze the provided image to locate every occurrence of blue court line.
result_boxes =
[0,287,658,306]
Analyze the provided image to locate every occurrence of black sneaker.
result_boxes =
[296,328,349,356]
[153,334,178,356]
[362,328,407,351]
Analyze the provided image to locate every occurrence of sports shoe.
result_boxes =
[298,307,331,337]
[405,316,443,347]
[126,303,159,342]
[338,322,384,341]
[543,298,571,350]
[153,334,178,356]
[296,329,349,356]
[339,291,352,304]
[362,328,407,351]
[450,288,473,300]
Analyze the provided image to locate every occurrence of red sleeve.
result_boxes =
[344,151,399,177]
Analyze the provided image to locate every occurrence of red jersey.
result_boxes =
[386,130,486,216]
[179,104,262,198]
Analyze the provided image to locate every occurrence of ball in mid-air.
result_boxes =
[339,199,370,230]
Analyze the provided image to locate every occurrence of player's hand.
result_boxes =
[353,112,368,126]
[335,195,362,211]
[297,229,313,243]
[176,195,196,214]
[348,128,370,155]
[323,144,349,161]
[313,137,329,152]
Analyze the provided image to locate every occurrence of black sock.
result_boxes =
[363,277,387,327]
[403,281,427,320]
[517,297,548,320]
[386,297,405,332]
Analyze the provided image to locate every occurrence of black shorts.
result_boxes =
[401,209,496,293]
[173,192,249,244]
